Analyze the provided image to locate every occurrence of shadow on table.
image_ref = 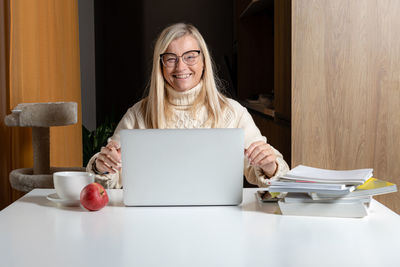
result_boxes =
[240,200,282,215]
[19,195,87,212]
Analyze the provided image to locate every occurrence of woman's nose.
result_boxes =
[175,57,186,71]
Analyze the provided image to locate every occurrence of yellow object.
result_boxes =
[357,178,395,191]
[270,192,281,198]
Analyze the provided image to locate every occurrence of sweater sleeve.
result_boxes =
[86,153,122,189]
[236,104,289,187]
[85,105,140,189]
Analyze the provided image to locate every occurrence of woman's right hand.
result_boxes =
[95,140,122,174]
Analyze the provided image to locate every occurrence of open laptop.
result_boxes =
[120,128,244,206]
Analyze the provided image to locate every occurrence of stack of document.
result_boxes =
[263,165,397,218]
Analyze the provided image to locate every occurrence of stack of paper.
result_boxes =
[262,165,397,218]
[267,165,372,195]
[276,164,373,184]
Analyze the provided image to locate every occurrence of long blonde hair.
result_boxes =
[142,23,230,128]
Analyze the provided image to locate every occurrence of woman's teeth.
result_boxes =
[174,74,191,79]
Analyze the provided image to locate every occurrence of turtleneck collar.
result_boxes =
[165,81,203,106]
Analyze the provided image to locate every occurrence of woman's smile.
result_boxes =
[173,73,192,79]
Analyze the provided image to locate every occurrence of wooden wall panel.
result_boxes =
[292,0,400,213]
[0,0,82,209]
[9,0,82,168]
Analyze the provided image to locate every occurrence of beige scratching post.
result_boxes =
[5,102,85,192]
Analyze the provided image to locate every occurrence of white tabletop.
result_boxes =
[1,189,400,267]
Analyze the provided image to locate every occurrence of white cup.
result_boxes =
[53,171,95,200]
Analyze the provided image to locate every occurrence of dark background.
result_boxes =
[93,0,235,126]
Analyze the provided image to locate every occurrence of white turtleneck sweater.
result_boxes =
[86,82,289,188]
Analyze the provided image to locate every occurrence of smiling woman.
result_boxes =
[85,22,289,189]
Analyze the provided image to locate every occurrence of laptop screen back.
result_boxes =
[120,129,244,206]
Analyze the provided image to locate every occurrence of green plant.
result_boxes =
[82,118,117,167]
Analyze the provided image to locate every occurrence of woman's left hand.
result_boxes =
[245,141,278,177]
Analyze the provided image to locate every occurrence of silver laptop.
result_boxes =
[120,128,244,206]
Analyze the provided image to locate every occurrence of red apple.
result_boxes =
[80,183,109,211]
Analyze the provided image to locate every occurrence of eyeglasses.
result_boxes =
[160,50,201,67]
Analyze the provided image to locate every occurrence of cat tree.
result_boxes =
[4,102,85,192]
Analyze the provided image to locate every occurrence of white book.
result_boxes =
[278,199,369,218]
[267,185,355,195]
[280,165,373,185]
[284,193,371,204]
[310,178,398,198]
[267,181,347,190]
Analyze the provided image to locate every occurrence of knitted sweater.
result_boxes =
[86,82,289,188]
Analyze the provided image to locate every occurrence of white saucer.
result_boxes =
[47,193,81,206]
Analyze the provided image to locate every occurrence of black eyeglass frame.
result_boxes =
[159,50,201,67]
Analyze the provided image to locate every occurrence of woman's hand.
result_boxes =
[245,141,278,177]
[95,140,122,174]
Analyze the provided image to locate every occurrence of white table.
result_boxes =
[1,189,399,267]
